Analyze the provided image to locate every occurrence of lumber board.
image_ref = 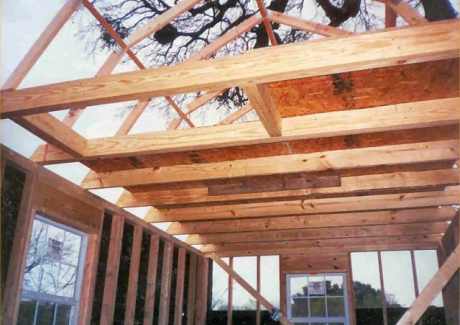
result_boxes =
[186,221,449,245]
[145,185,460,222]
[244,83,282,136]
[200,234,441,254]
[124,225,143,325]
[119,168,459,207]
[14,114,86,157]
[143,235,159,325]
[31,97,460,162]
[2,20,459,116]
[158,241,174,325]
[173,248,186,325]
[81,140,459,188]
[267,10,352,36]
[100,215,124,325]
[166,207,457,235]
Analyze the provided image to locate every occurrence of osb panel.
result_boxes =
[269,58,459,117]
[85,124,458,173]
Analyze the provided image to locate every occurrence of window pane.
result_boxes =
[326,275,344,296]
[211,258,228,311]
[414,250,443,307]
[327,297,345,317]
[260,255,279,308]
[55,304,71,325]
[35,301,55,325]
[17,298,36,325]
[381,251,415,325]
[233,256,257,310]
[291,297,309,318]
[310,297,326,317]
[351,252,384,325]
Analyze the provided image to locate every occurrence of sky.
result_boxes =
[0,0,455,317]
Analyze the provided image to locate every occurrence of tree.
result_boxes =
[79,0,458,111]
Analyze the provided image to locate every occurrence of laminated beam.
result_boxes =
[145,185,460,222]
[82,140,459,188]
[2,20,459,117]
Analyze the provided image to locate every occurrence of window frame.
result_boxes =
[19,213,88,325]
[286,272,350,324]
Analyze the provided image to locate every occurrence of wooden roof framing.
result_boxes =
[1,0,459,257]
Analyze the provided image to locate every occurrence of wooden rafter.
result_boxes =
[186,222,449,245]
[255,0,278,45]
[218,104,253,125]
[244,83,282,136]
[267,10,352,36]
[3,20,458,117]
[378,0,428,26]
[81,140,459,189]
[29,97,460,162]
[118,168,459,207]
[166,207,456,235]
[202,235,441,256]
[145,185,460,222]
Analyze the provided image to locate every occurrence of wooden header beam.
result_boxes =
[2,20,459,117]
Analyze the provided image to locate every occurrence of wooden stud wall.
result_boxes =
[1,145,208,325]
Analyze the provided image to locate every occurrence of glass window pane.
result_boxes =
[62,231,81,266]
[260,256,280,308]
[291,297,309,318]
[55,304,71,325]
[211,257,228,311]
[310,297,326,317]
[233,256,257,310]
[35,301,55,325]
[17,298,36,325]
[381,251,415,307]
[327,297,345,317]
[290,276,308,297]
[414,250,443,307]
[326,275,344,296]
[308,275,325,297]
[351,252,384,325]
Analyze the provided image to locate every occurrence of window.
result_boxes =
[351,250,446,325]
[286,273,349,324]
[17,215,87,325]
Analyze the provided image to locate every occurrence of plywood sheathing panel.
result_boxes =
[269,58,459,117]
